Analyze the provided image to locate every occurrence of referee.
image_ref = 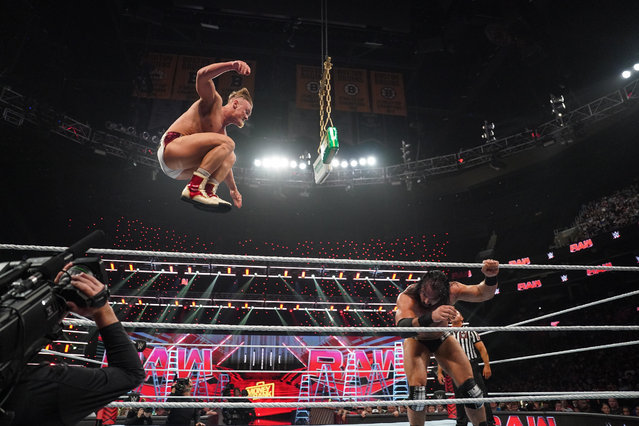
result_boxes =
[437,313,495,426]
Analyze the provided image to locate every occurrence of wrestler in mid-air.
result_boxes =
[156,60,252,212]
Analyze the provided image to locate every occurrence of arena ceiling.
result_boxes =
[3,0,639,158]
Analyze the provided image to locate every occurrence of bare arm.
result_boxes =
[452,259,500,303]
[225,169,242,208]
[437,364,446,384]
[196,60,251,104]
[474,340,492,379]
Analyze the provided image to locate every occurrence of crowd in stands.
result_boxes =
[572,184,639,239]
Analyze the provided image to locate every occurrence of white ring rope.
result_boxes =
[44,338,639,372]
[488,339,639,365]
[104,392,639,409]
[117,391,617,399]
[62,318,639,333]
[39,349,103,366]
[3,244,639,272]
[482,288,639,336]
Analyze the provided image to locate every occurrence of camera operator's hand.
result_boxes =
[56,263,118,328]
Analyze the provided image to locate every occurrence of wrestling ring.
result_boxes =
[2,243,639,425]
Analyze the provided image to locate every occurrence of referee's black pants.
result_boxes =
[454,358,494,426]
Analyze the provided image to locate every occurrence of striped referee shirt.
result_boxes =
[451,329,481,361]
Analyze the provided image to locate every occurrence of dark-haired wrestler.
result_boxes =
[156,60,252,212]
[395,259,500,426]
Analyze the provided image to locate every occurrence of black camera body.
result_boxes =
[0,231,106,396]
[56,257,109,308]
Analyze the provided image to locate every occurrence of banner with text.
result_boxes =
[215,59,257,103]
[296,65,322,110]
[370,70,407,116]
[171,55,216,101]
[333,68,371,113]
[133,53,177,99]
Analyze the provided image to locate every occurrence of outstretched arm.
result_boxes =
[196,60,251,103]
[453,259,500,303]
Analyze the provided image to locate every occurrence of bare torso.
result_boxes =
[167,96,226,136]
[395,282,461,340]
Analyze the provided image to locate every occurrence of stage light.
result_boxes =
[341,160,348,168]
[277,157,288,169]
[299,162,307,170]
[331,158,340,167]
[622,70,632,79]
[350,159,358,167]
[400,141,411,163]
[634,64,639,71]
[289,160,297,168]
[187,266,192,274]
[481,121,496,142]
[358,158,366,166]
[367,156,376,166]
[254,159,262,167]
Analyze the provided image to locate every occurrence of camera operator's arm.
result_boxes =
[6,271,145,426]
[67,272,144,386]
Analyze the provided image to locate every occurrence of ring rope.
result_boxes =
[482,288,639,336]
[44,339,639,372]
[39,349,103,366]
[104,392,639,408]
[3,244,639,272]
[63,319,639,332]
[488,339,639,366]
[116,391,620,399]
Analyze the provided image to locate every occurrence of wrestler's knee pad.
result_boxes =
[455,378,484,409]
[408,385,427,412]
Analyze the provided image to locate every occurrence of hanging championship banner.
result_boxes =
[215,59,257,103]
[133,53,177,99]
[370,71,407,116]
[296,65,322,110]
[171,55,216,101]
[333,68,371,113]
